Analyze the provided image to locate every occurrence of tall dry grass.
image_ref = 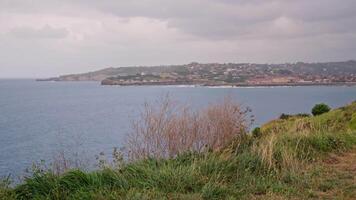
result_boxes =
[252,102,356,173]
[126,95,252,160]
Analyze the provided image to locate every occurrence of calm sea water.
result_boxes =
[1,79,355,178]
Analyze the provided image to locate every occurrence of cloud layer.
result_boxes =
[0,0,356,77]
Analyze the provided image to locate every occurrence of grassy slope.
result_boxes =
[1,102,356,200]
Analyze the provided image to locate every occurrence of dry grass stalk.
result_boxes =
[252,131,304,172]
[126,96,252,160]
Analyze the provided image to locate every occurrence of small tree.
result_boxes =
[311,103,331,116]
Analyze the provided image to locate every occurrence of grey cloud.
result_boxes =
[10,25,68,39]
[65,0,356,40]
[0,0,356,78]
[2,0,356,39]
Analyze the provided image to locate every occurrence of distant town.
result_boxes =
[38,60,356,86]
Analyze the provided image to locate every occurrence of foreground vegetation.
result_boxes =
[1,101,356,199]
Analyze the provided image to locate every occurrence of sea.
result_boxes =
[1,79,355,179]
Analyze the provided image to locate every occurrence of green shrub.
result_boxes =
[295,113,310,118]
[280,113,310,120]
[312,103,331,116]
[279,113,291,120]
[252,127,262,138]
[0,176,15,200]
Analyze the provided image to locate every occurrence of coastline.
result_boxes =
[100,81,356,87]
[35,78,356,88]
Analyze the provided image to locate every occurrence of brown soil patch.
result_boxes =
[318,149,356,199]
[323,149,356,174]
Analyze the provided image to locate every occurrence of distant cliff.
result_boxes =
[37,65,185,81]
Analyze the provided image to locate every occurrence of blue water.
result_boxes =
[0,79,355,179]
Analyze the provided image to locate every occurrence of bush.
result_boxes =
[252,127,262,138]
[280,113,310,120]
[311,103,331,116]
[295,113,310,118]
[279,113,291,120]
[126,95,252,160]
[0,176,14,200]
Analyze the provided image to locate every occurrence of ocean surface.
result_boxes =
[1,79,356,179]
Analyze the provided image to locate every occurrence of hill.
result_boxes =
[1,101,356,199]
[37,61,356,86]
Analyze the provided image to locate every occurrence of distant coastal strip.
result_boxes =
[100,81,356,87]
[37,60,356,86]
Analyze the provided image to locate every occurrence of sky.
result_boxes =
[0,0,356,78]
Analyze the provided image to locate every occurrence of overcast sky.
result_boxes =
[1,0,356,78]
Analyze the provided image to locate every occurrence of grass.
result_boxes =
[1,101,356,199]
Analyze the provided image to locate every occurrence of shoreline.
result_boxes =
[33,79,356,87]
[100,82,356,87]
